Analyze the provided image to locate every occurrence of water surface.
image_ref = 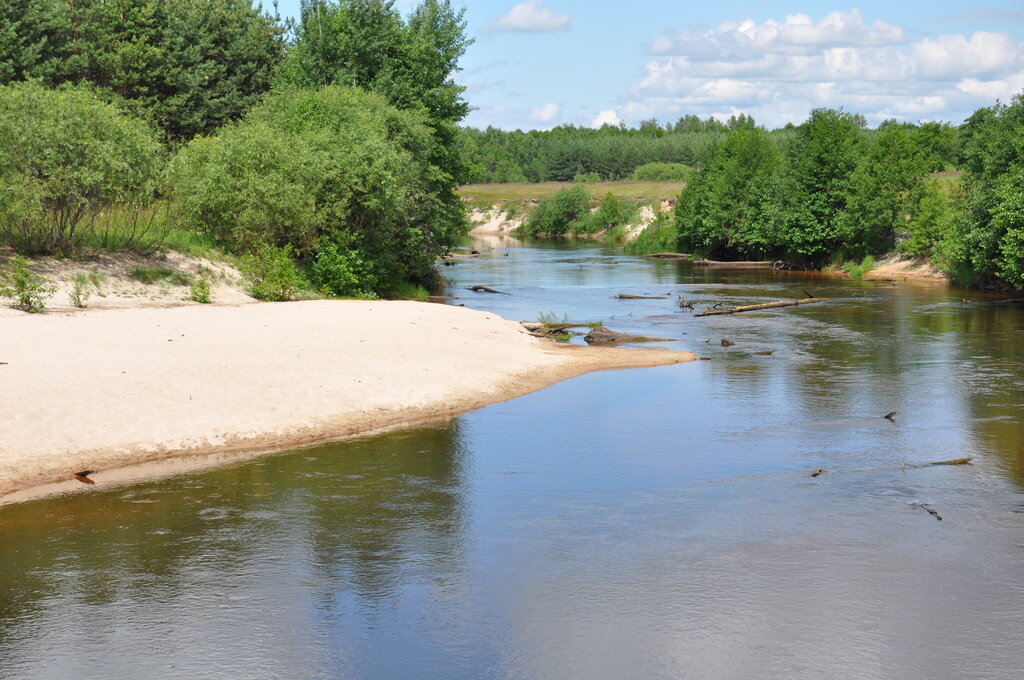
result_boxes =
[2,239,1023,679]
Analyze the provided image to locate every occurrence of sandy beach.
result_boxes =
[0,300,695,502]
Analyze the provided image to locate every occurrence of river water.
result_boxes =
[2,238,1023,679]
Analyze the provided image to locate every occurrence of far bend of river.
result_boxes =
[3,237,1024,680]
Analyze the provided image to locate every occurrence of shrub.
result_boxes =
[171,86,449,294]
[521,186,591,236]
[190,276,212,304]
[309,236,374,298]
[843,255,876,279]
[241,243,305,301]
[69,272,91,308]
[584,193,637,234]
[630,162,693,182]
[129,267,193,286]
[0,82,164,254]
[0,255,56,312]
[572,172,602,183]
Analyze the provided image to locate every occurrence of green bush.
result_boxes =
[241,243,305,302]
[0,255,56,312]
[310,236,374,298]
[69,272,91,308]
[583,193,638,234]
[630,162,693,182]
[899,180,954,257]
[0,82,164,255]
[190,276,212,304]
[572,172,602,183]
[171,86,448,294]
[520,186,591,236]
[843,255,876,279]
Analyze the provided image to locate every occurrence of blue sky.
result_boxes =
[273,1,1024,130]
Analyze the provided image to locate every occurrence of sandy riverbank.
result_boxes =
[0,300,695,503]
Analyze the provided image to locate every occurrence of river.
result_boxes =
[1,238,1022,679]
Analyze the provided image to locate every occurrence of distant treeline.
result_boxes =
[459,113,960,184]
[0,0,472,299]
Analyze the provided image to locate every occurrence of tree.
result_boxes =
[172,86,448,293]
[0,81,164,254]
[783,109,865,261]
[676,126,786,258]
[0,0,286,141]
[838,123,927,256]
[282,0,473,243]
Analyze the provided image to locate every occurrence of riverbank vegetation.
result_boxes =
[469,100,1024,291]
[0,0,471,302]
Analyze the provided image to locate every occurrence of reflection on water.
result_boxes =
[2,239,1023,679]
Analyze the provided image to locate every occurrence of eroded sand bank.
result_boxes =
[0,300,695,502]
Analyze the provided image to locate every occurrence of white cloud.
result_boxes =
[486,1,571,34]
[623,10,1024,127]
[591,110,621,128]
[650,11,905,59]
[531,102,561,123]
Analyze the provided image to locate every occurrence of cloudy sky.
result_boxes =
[274,1,1024,130]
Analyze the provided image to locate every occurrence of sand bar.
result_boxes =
[0,300,695,502]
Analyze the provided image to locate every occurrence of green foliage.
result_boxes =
[783,109,866,261]
[172,86,448,293]
[385,282,428,300]
[0,255,56,312]
[838,123,927,257]
[0,0,285,141]
[624,213,679,255]
[240,243,305,302]
[282,0,473,245]
[310,236,374,298]
[843,255,876,279]
[190,275,211,303]
[461,124,723,184]
[0,81,164,254]
[573,172,602,183]
[676,125,786,259]
[899,180,954,257]
[630,162,693,182]
[170,121,321,254]
[520,186,591,236]
[937,96,1024,287]
[586,194,637,234]
[70,272,91,308]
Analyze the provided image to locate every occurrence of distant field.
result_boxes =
[459,181,687,205]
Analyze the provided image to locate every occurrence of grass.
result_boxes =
[460,180,686,205]
[129,266,194,286]
[843,254,876,279]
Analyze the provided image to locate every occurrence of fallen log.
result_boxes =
[693,259,774,269]
[614,293,667,300]
[643,253,692,260]
[694,297,830,317]
[467,285,510,295]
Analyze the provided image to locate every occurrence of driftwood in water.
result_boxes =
[917,457,973,467]
[643,253,692,260]
[695,297,830,317]
[919,504,943,521]
[753,350,775,356]
[467,285,510,295]
[720,337,735,347]
[811,468,825,478]
[884,411,896,421]
[614,293,667,300]
[584,327,671,345]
